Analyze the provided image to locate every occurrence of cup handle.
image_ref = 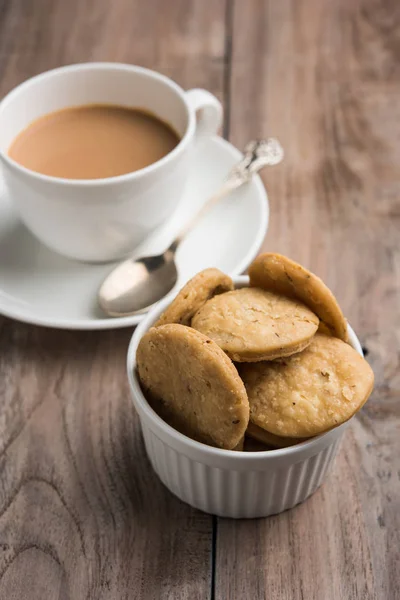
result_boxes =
[185,88,223,139]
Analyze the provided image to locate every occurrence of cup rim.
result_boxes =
[0,62,195,187]
[127,275,362,462]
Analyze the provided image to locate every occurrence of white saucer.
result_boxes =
[0,136,268,330]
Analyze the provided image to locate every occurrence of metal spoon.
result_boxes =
[98,138,284,317]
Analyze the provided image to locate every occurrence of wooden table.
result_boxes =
[0,1,399,598]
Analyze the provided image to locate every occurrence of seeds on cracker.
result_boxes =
[191,287,319,362]
[155,267,233,327]
[137,257,373,452]
[240,334,374,438]
[249,253,348,341]
[136,323,249,449]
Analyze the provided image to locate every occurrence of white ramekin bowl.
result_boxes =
[127,276,363,518]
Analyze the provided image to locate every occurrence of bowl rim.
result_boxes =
[127,275,363,462]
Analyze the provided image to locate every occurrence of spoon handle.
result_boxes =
[169,138,284,250]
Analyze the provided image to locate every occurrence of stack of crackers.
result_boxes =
[137,254,374,451]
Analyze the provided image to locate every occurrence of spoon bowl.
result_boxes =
[99,250,178,316]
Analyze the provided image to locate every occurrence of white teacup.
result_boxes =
[0,63,222,262]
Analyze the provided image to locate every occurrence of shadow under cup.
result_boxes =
[0,63,195,262]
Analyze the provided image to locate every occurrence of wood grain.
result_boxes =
[216,1,400,599]
[0,0,399,599]
[0,326,215,600]
[0,1,228,598]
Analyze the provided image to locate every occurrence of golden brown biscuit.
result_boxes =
[191,287,319,362]
[246,422,305,448]
[136,324,249,449]
[233,437,245,451]
[240,334,374,438]
[155,268,233,327]
[249,253,348,342]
